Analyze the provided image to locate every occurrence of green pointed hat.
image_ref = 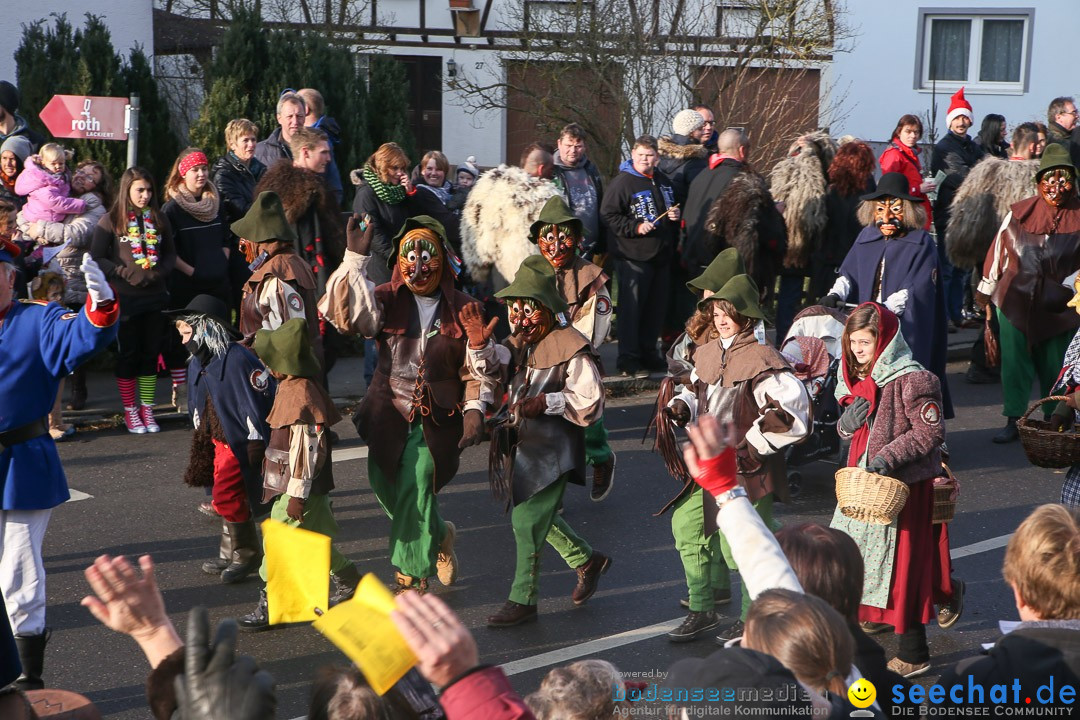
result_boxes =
[495,255,569,314]
[388,215,462,274]
[1037,143,1077,180]
[230,191,298,245]
[687,248,746,295]
[701,273,764,319]
[529,196,583,244]
[254,317,321,378]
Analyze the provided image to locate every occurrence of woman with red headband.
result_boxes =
[828,302,952,680]
[161,147,230,413]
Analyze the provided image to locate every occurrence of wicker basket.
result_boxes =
[932,464,958,525]
[835,467,910,525]
[1017,396,1080,469]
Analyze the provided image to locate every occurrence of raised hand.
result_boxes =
[458,302,498,349]
[81,253,114,309]
[346,213,373,256]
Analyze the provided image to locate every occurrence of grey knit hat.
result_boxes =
[0,135,32,164]
[672,109,704,137]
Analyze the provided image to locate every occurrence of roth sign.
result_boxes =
[39,95,129,141]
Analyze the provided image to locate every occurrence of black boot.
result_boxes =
[238,588,270,632]
[221,520,261,584]
[202,520,233,576]
[329,563,362,607]
[992,417,1019,444]
[67,366,87,411]
[14,632,48,690]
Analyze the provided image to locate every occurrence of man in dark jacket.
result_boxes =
[551,123,605,256]
[932,88,985,329]
[682,129,750,272]
[298,88,344,206]
[600,135,679,376]
[658,109,710,206]
[1048,96,1080,168]
[938,505,1080,709]
[0,81,46,151]
[254,91,305,171]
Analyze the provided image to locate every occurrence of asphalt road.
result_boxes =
[38,359,1064,718]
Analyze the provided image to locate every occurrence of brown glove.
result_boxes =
[458,302,498,349]
[664,399,691,427]
[286,496,305,522]
[346,213,373,256]
[735,441,764,475]
[516,394,547,419]
[458,409,486,449]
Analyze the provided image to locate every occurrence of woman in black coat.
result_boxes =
[810,141,877,301]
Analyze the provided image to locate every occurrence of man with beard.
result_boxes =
[461,256,611,627]
[977,145,1080,443]
[319,214,484,594]
[821,172,953,418]
[530,196,616,501]
[170,295,276,585]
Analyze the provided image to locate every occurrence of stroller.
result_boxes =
[778,305,848,496]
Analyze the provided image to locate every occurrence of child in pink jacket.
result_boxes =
[14,143,87,223]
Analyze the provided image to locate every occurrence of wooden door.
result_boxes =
[399,55,444,155]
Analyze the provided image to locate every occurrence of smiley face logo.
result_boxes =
[848,678,876,709]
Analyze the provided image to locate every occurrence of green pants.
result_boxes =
[584,418,613,466]
[258,492,351,581]
[509,475,593,605]
[998,309,1075,418]
[718,493,776,620]
[671,486,730,612]
[368,421,447,581]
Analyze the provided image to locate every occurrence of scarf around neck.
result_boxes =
[172,184,220,223]
[836,302,923,466]
[362,165,407,205]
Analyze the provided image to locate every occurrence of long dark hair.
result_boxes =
[977,114,1007,154]
[890,114,923,142]
[109,166,163,232]
[828,142,876,197]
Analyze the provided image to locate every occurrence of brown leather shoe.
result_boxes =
[572,552,611,605]
[591,452,616,502]
[436,521,458,586]
[486,600,538,628]
[392,572,428,596]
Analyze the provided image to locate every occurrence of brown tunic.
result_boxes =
[240,248,324,364]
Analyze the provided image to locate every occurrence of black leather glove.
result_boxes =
[664,399,691,427]
[458,409,486,449]
[175,606,277,720]
[819,293,842,308]
[866,456,890,475]
[838,397,871,435]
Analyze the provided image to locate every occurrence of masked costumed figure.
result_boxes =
[170,294,275,584]
[0,245,119,689]
[662,274,811,643]
[978,145,1080,442]
[1048,278,1080,505]
[238,318,360,631]
[235,192,323,368]
[530,196,616,501]
[946,153,1039,391]
[461,256,611,627]
[319,214,484,593]
[829,303,948,679]
[821,172,953,418]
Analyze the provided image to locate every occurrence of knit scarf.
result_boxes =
[836,302,922,467]
[0,170,14,195]
[362,165,407,205]
[172,185,220,223]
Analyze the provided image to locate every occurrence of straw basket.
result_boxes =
[932,464,958,525]
[1017,396,1080,468]
[835,467,909,525]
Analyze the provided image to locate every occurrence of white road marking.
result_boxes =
[950,533,1012,559]
[66,489,93,502]
[332,446,369,462]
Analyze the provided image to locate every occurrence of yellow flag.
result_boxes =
[263,519,330,625]
[313,574,417,694]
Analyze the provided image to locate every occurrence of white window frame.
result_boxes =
[914,7,1034,96]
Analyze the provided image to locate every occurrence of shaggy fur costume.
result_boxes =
[255,161,345,270]
[704,169,786,291]
[460,164,557,285]
[657,136,709,161]
[945,157,1039,268]
[769,131,836,269]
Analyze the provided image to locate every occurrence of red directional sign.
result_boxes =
[39,95,128,141]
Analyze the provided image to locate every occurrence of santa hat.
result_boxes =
[946,87,973,125]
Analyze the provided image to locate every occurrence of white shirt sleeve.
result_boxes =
[543,353,604,426]
[744,371,812,456]
[316,250,383,338]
